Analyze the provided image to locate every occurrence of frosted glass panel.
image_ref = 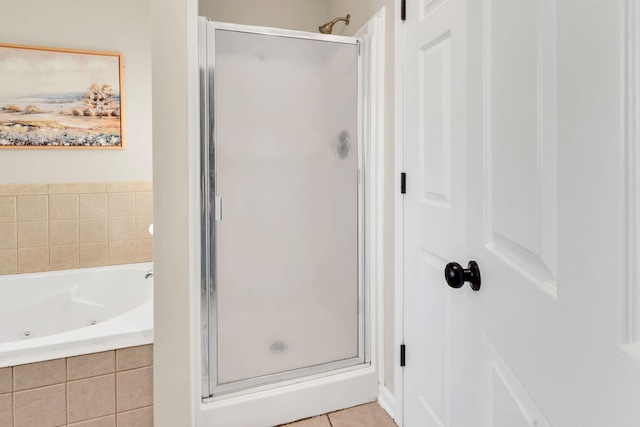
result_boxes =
[214,29,360,385]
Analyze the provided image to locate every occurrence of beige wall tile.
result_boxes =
[0,197,16,222]
[135,240,153,263]
[135,192,153,216]
[13,359,66,391]
[50,219,79,246]
[0,249,17,275]
[79,194,107,219]
[13,383,66,427]
[4,183,154,275]
[108,193,135,217]
[135,216,153,240]
[79,243,108,268]
[17,196,48,221]
[107,181,152,193]
[116,345,153,372]
[49,194,79,220]
[69,414,116,427]
[68,414,116,427]
[68,351,115,381]
[0,393,12,427]
[0,368,11,394]
[17,221,48,248]
[116,367,153,412]
[0,223,16,250]
[49,182,105,195]
[108,241,135,266]
[116,406,153,427]
[0,184,48,197]
[108,217,135,241]
[80,219,108,244]
[50,245,80,271]
[18,247,49,273]
[67,374,116,423]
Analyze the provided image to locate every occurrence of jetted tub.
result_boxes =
[0,262,153,367]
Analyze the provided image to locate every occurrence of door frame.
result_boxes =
[199,18,366,400]
[625,0,640,357]
[393,0,406,425]
[352,6,396,416]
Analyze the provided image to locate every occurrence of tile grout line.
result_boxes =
[327,414,334,427]
[11,384,14,427]
[114,351,119,420]
[65,360,68,426]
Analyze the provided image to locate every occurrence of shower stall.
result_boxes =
[198,18,367,399]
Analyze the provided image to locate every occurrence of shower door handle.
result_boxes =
[444,261,481,291]
[214,195,223,221]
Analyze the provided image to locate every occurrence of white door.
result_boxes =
[403,1,640,426]
[402,0,472,425]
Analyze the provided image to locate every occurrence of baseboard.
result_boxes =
[378,384,395,420]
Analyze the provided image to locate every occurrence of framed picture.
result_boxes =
[0,43,124,149]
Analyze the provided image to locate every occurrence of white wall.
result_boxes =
[327,0,397,393]
[199,0,328,33]
[0,0,152,184]
[151,0,198,425]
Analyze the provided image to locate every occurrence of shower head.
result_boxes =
[319,14,350,34]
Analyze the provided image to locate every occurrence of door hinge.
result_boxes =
[401,0,406,21]
[401,172,406,194]
[400,344,406,367]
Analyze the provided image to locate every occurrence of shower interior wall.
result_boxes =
[199,0,329,33]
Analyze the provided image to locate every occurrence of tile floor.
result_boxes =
[279,402,397,427]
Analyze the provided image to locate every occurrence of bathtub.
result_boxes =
[0,262,153,367]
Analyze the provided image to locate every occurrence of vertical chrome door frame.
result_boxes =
[200,18,367,399]
[357,32,367,368]
[199,16,217,399]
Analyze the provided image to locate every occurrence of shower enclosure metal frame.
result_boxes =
[198,18,368,399]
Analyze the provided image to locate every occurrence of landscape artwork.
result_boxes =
[0,44,124,149]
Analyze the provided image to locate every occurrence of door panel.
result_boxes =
[404,0,640,426]
[403,0,467,425]
[555,0,627,342]
[485,339,550,427]
[490,0,541,257]
[419,34,452,207]
[202,23,364,396]
[470,1,640,425]
[483,0,558,296]
[418,251,448,423]
[215,30,359,385]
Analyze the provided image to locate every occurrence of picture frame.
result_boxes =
[0,43,124,149]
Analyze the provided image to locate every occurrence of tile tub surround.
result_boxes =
[0,344,153,427]
[0,182,153,275]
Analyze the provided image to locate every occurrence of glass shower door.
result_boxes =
[200,20,364,397]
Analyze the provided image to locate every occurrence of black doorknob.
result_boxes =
[444,261,481,291]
